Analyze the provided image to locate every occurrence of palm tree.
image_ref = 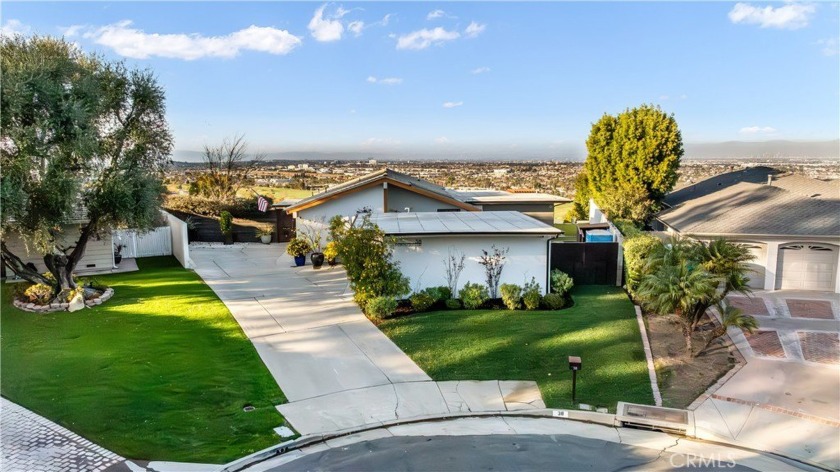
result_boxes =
[637,260,717,356]
[636,236,757,357]
[699,301,758,354]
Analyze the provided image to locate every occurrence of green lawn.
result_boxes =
[379,286,652,411]
[553,202,574,223]
[1,257,288,463]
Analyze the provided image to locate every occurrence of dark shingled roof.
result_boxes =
[657,179,840,237]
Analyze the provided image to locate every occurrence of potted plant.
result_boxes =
[299,223,326,269]
[286,238,312,266]
[185,215,199,242]
[114,244,125,265]
[219,211,234,245]
[256,225,274,244]
[324,241,339,266]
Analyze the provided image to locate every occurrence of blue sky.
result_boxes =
[2,1,839,158]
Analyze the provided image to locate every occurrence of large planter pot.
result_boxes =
[311,252,325,269]
[260,235,271,244]
[114,254,123,265]
[327,258,337,267]
[293,255,306,266]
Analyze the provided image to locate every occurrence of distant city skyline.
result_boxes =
[3,1,839,157]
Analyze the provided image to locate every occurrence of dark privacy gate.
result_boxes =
[549,242,620,285]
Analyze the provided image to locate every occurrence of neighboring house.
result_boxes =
[654,167,840,293]
[283,169,569,225]
[282,168,568,294]
[370,211,561,294]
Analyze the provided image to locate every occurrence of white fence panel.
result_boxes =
[112,227,172,258]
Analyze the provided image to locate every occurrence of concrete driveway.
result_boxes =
[190,244,544,435]
[691,291,840,469]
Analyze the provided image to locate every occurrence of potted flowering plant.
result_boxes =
[256,224,274,244]
[114,244,125,265]
[286,238,312,266]
[323,241,339,266]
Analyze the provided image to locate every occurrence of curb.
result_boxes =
[634,305,663,406]
[220,409,614,472]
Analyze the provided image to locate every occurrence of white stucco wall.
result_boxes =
[387,187,460,213]
[392,234,553,296]
[297,185,384,223]
[163,211,192,268]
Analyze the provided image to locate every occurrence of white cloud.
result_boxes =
[60,24,84,38]
[442,101,463,108]
[380,14,393,27]
[396,27,460,50]
[471,66,491,74]
[309,4,345,42]
[367,76,403,85]
[434,136,451,144]
[464,21,486,38]
[427,9,457,20]
[659,95,670,101]
[739,126,777,134]
[817,37,839,56]
[728,2,816,30]
[347,21,365,37]
[362,137,401,147]
[0,19,31,36]
[82,20,301,60]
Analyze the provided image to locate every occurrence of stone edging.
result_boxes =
[634,305,663,407]
[12,288,115,313]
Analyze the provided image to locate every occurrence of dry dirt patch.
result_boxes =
[646,314,737,409]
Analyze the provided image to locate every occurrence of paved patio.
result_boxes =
[190,244,545,435]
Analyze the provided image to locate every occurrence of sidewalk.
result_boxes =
[0,398,124,472]
[190,244,545,435]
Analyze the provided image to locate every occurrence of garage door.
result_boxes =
[775,244,838,291]
[741,243,766,289]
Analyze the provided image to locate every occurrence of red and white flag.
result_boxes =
[257,195,269,212]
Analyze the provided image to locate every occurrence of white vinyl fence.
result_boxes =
[113,227,172,258]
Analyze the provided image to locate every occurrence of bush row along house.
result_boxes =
[281,169,570,294]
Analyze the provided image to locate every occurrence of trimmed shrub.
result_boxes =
[499,283,522,310]
[366,296,397,320]
[623,233,661,296]
[445,298,462,310]
[23,283,53,304]
[286,238,312,257]
[410,292,435,313]
[219,211,233,235]
[550,270,574,296]
[422,286,452,303]
[522,277,542,311]
[543,292,566,310]
[459,282,489,309]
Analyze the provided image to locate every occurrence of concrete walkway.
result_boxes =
[691,292,840,470]
[190,244,545,435]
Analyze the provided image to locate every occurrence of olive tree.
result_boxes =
[0,35,172,296]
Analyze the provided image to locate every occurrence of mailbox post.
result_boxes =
[568,356,582,404]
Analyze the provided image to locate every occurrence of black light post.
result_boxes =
[568,356,582,404]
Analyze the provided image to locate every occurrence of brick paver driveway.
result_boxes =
[691,290,840,469]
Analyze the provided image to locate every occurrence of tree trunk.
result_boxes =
[0,241,52,286]
[682,323,693,358]
[699,326,727,356]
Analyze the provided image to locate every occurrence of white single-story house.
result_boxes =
[282,169,567,294]
[283,168,569,225]
[369,211,561,295]
[654,167,840,293]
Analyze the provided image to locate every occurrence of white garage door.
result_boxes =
[775,244,838,291]
[741,243,766,289]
